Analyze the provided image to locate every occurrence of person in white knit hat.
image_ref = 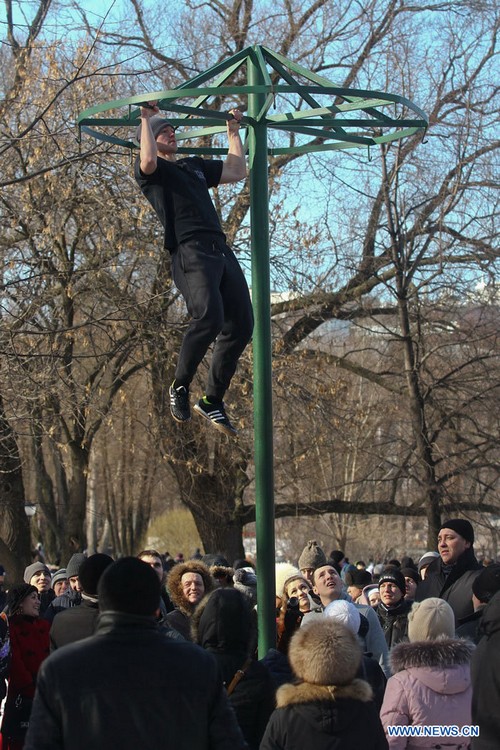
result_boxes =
[380,598,474,748]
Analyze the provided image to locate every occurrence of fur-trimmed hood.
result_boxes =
[272,678,378,741]
[390,637,473,696]
[166,560,214,617]
[390,637,474,673]
[277,678,373,708]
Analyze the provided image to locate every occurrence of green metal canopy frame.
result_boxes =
[78,44,428,655]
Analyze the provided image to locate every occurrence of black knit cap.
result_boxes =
[439,519,474,544]
[401,567,419,585]
[345,569,372,588]
[78,554,114,596]
[472,564,500,603]
[98,557,160,616]
[6,584,37,615]
[378,567,406,596]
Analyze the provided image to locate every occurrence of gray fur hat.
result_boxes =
[288,618,361,686]
[233,567,257,606]
[298,540,327,571]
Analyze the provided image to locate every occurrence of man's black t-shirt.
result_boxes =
[134,155,224,250]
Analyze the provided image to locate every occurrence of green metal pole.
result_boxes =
[248,50,276,658]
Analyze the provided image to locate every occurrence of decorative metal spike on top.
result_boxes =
[78,45,428,657]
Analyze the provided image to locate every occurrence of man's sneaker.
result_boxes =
[193,398,238,437]
[169,384,191,423]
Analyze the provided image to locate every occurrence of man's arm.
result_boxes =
[219,109,246,184]
[139,102,160,175]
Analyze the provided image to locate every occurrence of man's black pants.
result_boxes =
[171,233,254,402]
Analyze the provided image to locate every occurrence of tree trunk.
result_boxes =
[63,442,89,559]
[0,393,32,578]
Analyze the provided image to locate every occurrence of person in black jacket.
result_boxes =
[471,590,500,750]
[456,563,500,644]
[135,104,253,436]
[375,567,412,648]
[49,554,114,650]
[24,557,247,750]
[416,518,482,623]
[192,587,275,750]
[260,618,388,750]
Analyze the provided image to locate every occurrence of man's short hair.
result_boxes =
[137,549,162,561]
[98,557,161,616]
[312,562,337,585]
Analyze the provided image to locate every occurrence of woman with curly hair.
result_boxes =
[165,560,214,640]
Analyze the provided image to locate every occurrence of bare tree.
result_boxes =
[0,0,498,563]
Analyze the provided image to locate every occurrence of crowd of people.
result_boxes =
[0,518,499,749]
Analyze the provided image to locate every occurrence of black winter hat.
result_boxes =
[378,567,406,596]
[202,554,230,568]
[345,569,372,588]
[330,550,345,565]
[401,567,420,585]
[472,564,500,603]
[135,115,175,142]
[6,584,37,615]
[439,519,474,544]
[78,554,114,596]
[98,557,160,616]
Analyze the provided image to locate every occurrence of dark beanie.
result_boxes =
[346,569,372,588]
[298,540,327,570]
[98,557,160,617]
[330,550,345,565]
[401,567,420,585]
[439,519,474,544]
[66,553,87,579]
[135,115,175,142]
[472,564,500,603]
[378,567,406,596]
[79,554,114,596]
[202,554,230,568]
[23,562,50,584]
[6,584,37,615]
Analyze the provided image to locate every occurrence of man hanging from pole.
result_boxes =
[135,103,254,437]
